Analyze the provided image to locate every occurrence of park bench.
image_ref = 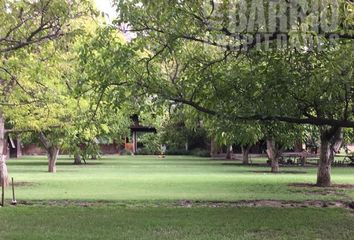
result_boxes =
[279,152,320,166]
[280,152,309,166]
[306,157,320,165]
[333,154,354,166]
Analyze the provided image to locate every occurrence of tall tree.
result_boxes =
[0,0,93,178]
[108,0,354,187]
[205,119,263,163]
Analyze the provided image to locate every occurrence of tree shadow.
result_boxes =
[7,161,103,166]
[250,170,308,174]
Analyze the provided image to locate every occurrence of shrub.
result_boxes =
[191,148,210,157]
[136,148,158,155]
[165,147,190,156]
[120,149,133,156]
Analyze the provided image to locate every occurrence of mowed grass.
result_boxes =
[1,207,354,240]
[1,155,354,240]
[4,155,354,202]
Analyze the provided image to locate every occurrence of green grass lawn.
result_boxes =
[5,155,354,201]
[1,207,354,240]
[1,155,354,239]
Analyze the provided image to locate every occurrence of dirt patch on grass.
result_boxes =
[250,170,307,174]
[289,183,354,189]
[5,199,354,211]
[10,181,38,187]
[288,183,354,197]
[175,200,354,209]
[55,170,79,172]
[14,200,113,207]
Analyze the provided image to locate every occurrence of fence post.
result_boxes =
[11,177,16,205]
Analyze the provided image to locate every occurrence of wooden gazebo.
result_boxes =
[125,115,156,154]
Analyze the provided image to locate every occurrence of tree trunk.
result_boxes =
[241,145,252,165]
[294,137,303,152]
[39,132,59,173]
[271,159,279,173]
[47,146,59,173]
[74,153,82,165]
[226,145,233,160]
[266,138,280,173]
[317,136,332,187]
[210,138,217,157]
[16,134,22,158]
[316,127,342,187]
[0,113,9,187]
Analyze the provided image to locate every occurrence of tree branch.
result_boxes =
[170,97,354,128]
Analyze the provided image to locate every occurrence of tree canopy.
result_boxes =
[75,0,354,186]
[0,0,353,188]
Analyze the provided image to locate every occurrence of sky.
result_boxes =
[95,0,117,21]
[94,0,135,40]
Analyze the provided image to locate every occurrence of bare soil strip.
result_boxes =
[3,199,352,211]
[3,183,353,211]
[10,182,37,187]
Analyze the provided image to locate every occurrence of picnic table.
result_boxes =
[278,153,354,167]
[279,152,308,166]
[306,157,321,165]
[334,154,354,166]
[278,152,320,166]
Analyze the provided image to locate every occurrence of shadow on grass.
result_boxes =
[7,161,104,166]
[250,170,308,174]
[222,162,319,169]
[289,183,354,189]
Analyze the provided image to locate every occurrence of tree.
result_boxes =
[0,0,93,184]
[0,0,94,177]
[106,0,354,186]
[0,112,8,186]
[76,25,148,158]
[205,119,263,163]
[156,107,208,152]
[263,123,303,172]
[63,103,131,164]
